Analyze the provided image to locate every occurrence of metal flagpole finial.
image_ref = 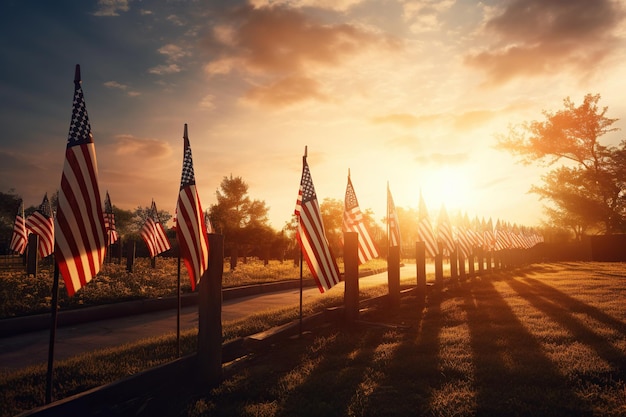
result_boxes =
[304,145,307,158]
[183,123,188,139]
[74,64,81,84]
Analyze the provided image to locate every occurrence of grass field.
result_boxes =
[2,262,626,416]
[181,262,626,417]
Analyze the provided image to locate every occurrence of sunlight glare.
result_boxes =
[420,165,476,214]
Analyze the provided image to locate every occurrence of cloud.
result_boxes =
[414,152,469,165]
[149,64,181,75]
[244,76,328,106]
[112,135,173,159]
[372,109,500,131]
[93,0,129,17]
[465,0,625,85]
[202,3,400,106]
[371,113,443,128]
[103,80,140,97]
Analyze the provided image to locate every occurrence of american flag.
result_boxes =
[103,191,119,245]
[483,218,496,251]
[54,65,107,297]
[387,183,401,248]
[417,192,438,258]
[141,200,171,258]
[342,174,379,264]
[25,193,55,258]
[456,214,473,258]
[175,124,209,291]
[436,205,455,256]
[204,210,214,233]
[295,153,340,293]
[9,201,28,255]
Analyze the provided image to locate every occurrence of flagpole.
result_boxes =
[45,262,60,404]
[299,146,307,337]
[177,253,181,357]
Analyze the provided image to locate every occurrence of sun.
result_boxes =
[420,165,476,215]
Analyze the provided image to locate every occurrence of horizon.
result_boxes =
[1,0,625,231]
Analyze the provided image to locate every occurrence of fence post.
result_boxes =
[26,234,38,276]
[197,233,223,387]
[387,245,400,310]
[344,232,359,323]
[435,242,444,288]
[126,240,135,273]
[468,251,475,278]
[450,248,458,283]
[416,241,427,302]
[458,251,466,281]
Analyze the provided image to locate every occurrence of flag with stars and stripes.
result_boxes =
[175,124,209,291]
[387,183,401,248]
[436,205,455,256]
[26,193,55,259]
[343,173,379,264]
[55,65,107,297]
[417,192,438,258]
[141,200,171,258]
[103,191,119,245]
[295,153,340,293]
[9,201,28,255]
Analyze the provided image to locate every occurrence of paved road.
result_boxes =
[0,265,425,372]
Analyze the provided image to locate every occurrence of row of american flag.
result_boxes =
[8,66,208,297]
[8,65,542,299]
[294,154,543,294]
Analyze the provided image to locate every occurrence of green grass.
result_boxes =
[180,262,626,417]
[5,261,625,416]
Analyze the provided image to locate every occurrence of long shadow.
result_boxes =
[462,277,590,416]
[360,289,444,416]
[505,277,626,380]
[521,276,626,337]
[276,325,387,417]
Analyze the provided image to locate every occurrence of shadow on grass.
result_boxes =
[346,290,442,416]
[506,276,626,380]
[462,276,590,416]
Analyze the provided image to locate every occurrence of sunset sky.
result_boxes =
[1,0,625,231]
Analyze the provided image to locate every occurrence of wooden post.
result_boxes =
[477,248,484,274]
[416,241,427,301]
[344,232,359,323]
[458,252,466,281]
[468,251,475,278]
[197,233,223,387]
[387,245,400,310]
[450,248,458,283]
[126,240,135,273]
[435,242,444,287]
[229,246,238,271]
[26,234,38,276]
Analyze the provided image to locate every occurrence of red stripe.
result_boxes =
[176,186,208,290]
[55,144,106,296]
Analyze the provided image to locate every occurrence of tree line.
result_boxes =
[1,93,624,257]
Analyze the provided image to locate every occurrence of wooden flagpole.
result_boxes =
[45,262,60,404]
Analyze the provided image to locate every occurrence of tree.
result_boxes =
[208,175,272,265]
[0,190,22,252]
[497,93,625,237]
